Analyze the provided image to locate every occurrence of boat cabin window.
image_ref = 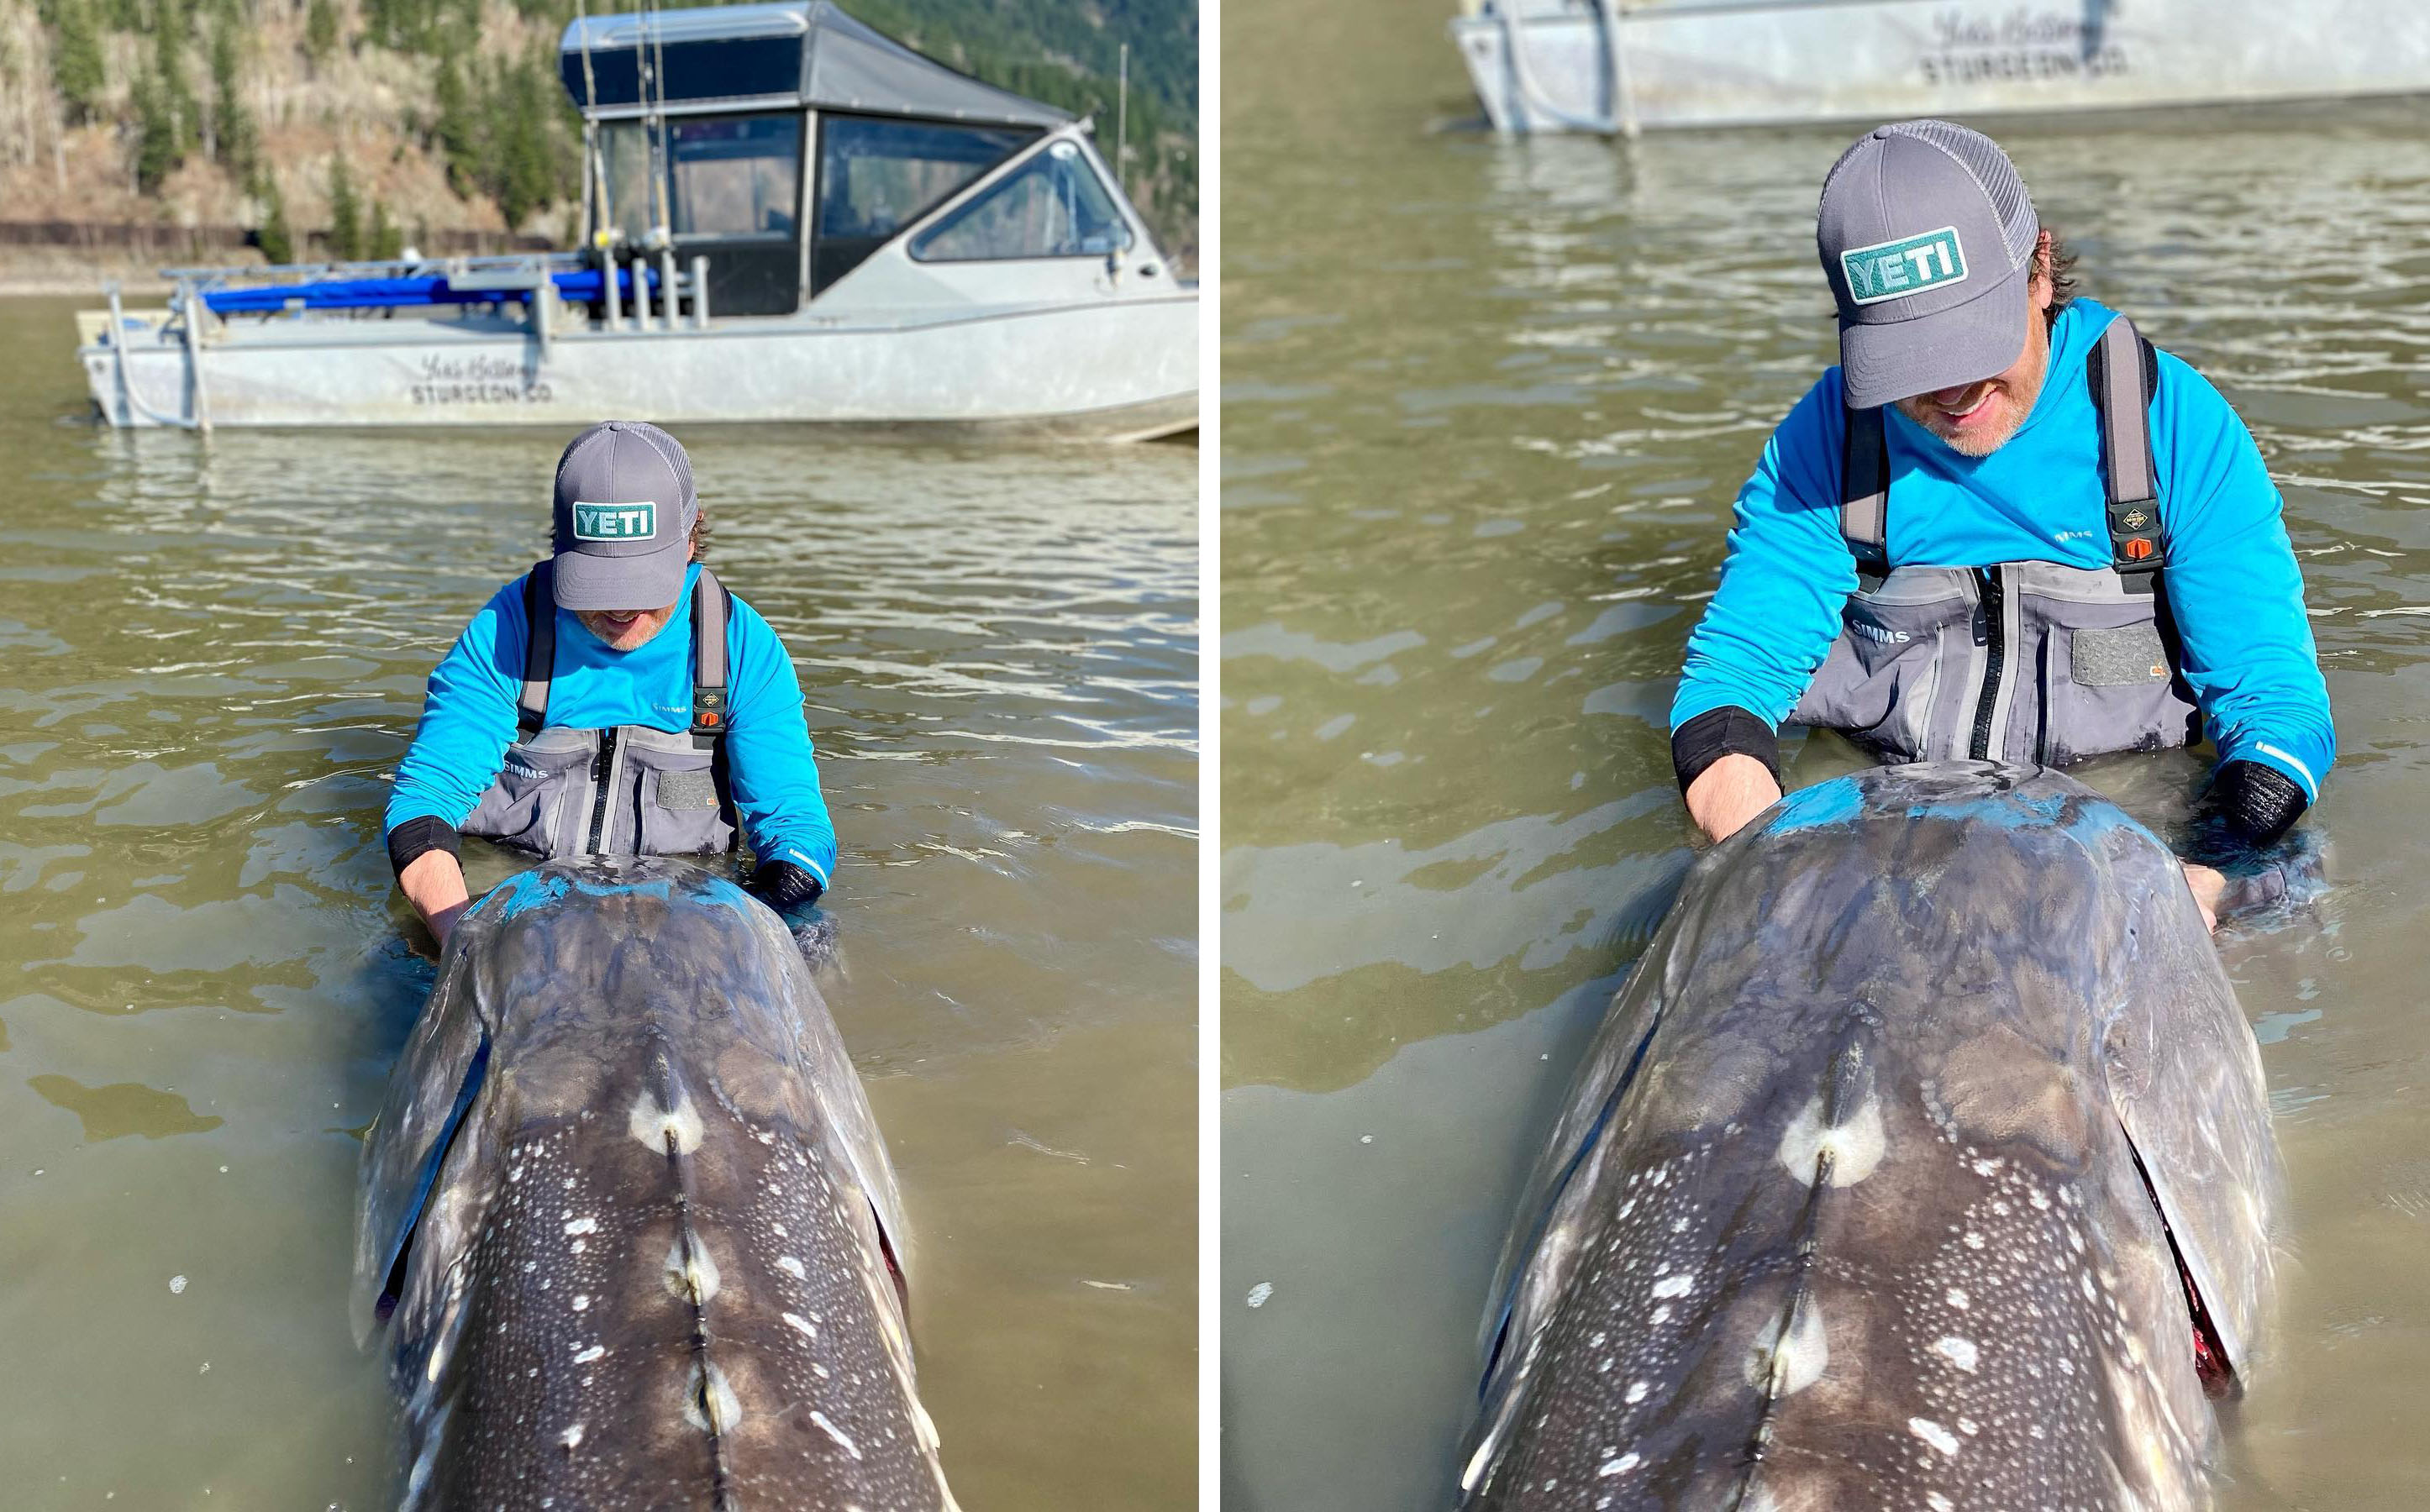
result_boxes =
[597,113,802,242]
[812,115,1038,295]
[909,139,1133,263]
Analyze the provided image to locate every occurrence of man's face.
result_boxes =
[573,544,692,652]
[1892,236,2056,458]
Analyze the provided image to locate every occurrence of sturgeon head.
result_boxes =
[351,858,958,1511]
[1460,762,2280,1512]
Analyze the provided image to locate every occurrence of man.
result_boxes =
[384,420,834,944]
[1670,121,2331,922]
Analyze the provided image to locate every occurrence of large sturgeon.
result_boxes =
[1459,763,2280,1512]
[352,858,958,1510]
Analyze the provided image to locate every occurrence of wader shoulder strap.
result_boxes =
[2087,312,2166,594]
[1838,402,1891,585]
[691,567,729,750]
[517,560,555,735]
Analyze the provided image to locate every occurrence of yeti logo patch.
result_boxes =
[1840,227,1969,306]
[574,501,657,541]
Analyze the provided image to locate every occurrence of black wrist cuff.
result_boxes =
[2193,759,2309,852]
[1672,706,1780,795]
[387,816,461,881]
[750,859,824,911]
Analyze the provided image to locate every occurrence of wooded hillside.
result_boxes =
[0,0,1197,266]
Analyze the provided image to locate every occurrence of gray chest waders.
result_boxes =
[1788,313,2201,767]
[457,563,739,859]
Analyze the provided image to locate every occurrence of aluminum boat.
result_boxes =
[76,1,1195,437]
[1451,0,2430,136]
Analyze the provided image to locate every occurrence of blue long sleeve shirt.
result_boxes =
[1671,298,2333,802]
[383,563,839,885]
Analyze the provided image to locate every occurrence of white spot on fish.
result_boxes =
[571,1296,591,1313]
[628,1087,705,1155]
[1745,1300,1829,1395]
[168,1275,187,1294]
[1946,1287,1970,1310]
[571,1240,586,1254]
[573,1345,604,1363]
[777,1256,807,1280]
[665,1241,722,1304]
[1649,1305,1672,1325]
[1596,1453,1639,1477]
[771,1222,788,1238]
[1650,1274,1692,1299]
[564,1217,597,1236]
[808,1409,861,1460]
[1909,1418,1960,1457]
[1776,1091,1886,1186]
[1933,1336,1980,1373]
[783,1312,818,1339]
[1928,1496,1954,1512]
[1625,1381,1648,1404]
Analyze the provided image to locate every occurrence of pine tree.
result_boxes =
[133,71,181,194]
[368,199,402,260]
[328,155,362,260]
[255,171,295,265]
[50,0,107,124]
[484,60,549,232]
[208,14,255,179]
[303,0,338,71]
[433,55,477,195]
[152,0,197,160]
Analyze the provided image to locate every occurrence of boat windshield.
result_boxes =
[599,113,803,242]
[909,139,1133,263]
[811,114,1038,294]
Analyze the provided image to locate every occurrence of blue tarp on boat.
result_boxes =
[202,265,656,315]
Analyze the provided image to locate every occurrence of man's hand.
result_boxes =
[1684,753,1783,845]
[399,848,472,947]
[747,858,825,914]
[2181,861,2227,933]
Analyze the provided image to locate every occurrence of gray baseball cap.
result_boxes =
[549,421,698,612]
[1817,120,2041,409]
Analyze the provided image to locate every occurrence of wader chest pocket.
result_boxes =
[1791,579,1970,763]
[2039,621,2197,766]
[635,760,734,857]
[462,737,593,856]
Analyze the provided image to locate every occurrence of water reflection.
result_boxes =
[1222,19,2430,1509]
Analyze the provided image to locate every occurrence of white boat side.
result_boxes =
[1450,0,2430,134]
[76,3,1197,438]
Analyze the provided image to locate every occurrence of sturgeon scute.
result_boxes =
[1460,762,2280,1512]
[353,858,958,1510]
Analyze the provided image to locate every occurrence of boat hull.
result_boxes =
[76,293,1197,437]
[1451,0,2430,134]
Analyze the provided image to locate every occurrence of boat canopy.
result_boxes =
[557,0,1072,128]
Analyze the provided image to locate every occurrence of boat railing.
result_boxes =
[97,247,717,435]
[153,248,715,338]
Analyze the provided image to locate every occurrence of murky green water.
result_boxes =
[0,296,1196,1509]
[1219,8,2430,1506]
